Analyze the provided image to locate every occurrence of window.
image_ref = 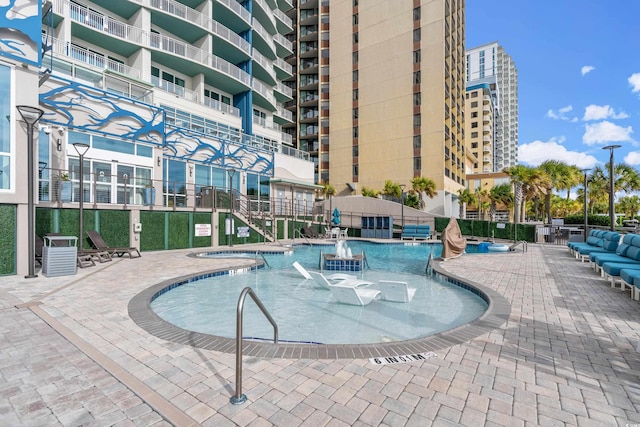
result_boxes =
[413,49,421,63]
[353,32,358,44]
[471,112,478,118]
[413,28,421,42]
[352,51,358,63]
[352,70,358,81]
[471,92,478,98]
[413,135,421,149]
[353,164,358,177]
[413,114,421,128]
[352,145,358,157]
[471,132,478,138]
[414,157,421,171]
[353,108,358,119]
[413,7,420,21]
[413,93,421,106]
[353,126,358,138]
[413,71,421,84]
[471,101,478,107]
[471,122,478,128]
[352,14,358,25]
[0,63,10,190]
[353,89,358,100]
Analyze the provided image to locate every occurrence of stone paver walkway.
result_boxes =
[1,243,639,426]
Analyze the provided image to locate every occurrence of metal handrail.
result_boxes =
[231,287,278,405]
[509,240,528,253]
[255,251,270,268]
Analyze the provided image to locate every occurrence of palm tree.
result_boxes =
[587,167,609,214]
[411,176,437,210]
[617,195,640,221]
[382,180,402,198]
[489,183,513,221]
[474,188,491,221]
[457,188,476,219]
[558,165,584,199]
[538,160,571,224]
[504,164,543,223]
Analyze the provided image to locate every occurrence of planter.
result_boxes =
[143,187,156,206]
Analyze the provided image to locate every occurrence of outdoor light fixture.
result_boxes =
[73,142,90,250]
[580,168,590,242]
[228,168,237,247]
[399,184,406,228]
[17,105,45,278]
[602,145,621,231]
[157,156,161,166]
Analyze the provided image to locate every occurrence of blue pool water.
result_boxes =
[151,242,488,344]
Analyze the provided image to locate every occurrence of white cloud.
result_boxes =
[630,73,640,93]
[624,152,640,166]
[581,65,595,76]
[583,104,629,121]
[518,139,598,168]
[582,121,634,146]
[546,105,577,121]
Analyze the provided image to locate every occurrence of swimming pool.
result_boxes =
[150,242,489,345]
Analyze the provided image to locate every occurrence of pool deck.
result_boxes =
[2,241,640,426]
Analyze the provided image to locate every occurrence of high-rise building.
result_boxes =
[465,42,518,171]
[2,0,317,276]
[287,0,466,216]
[465,83,497,174]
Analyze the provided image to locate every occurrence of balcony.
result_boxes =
[252,78,277,110]
[252,18,277,60]
[252,48,277,86]
[212,0,251,33]
[273,8,293,34]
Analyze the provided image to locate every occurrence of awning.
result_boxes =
[269,178,324,190]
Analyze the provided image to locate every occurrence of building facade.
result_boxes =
[293,0,466,216]
[1,0,317,276]
[465,41,518,171]
[464,82,497,174]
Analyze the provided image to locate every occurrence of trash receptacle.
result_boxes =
[42,236,78,277]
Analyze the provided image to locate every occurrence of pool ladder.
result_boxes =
[509,240,528,253]
[231,287,278,405]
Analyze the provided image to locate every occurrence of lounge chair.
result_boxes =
[86,230,141,258]
[372,280,417,302]
[300,226,321,239]
[329,284,381,306]
[308,271,373,289]
[35,235,44,265]
[293,262,357,282]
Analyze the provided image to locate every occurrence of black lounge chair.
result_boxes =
[301,226,321,239]
[86,230,141,258]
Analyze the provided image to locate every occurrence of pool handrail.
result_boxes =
[231,287,278,405]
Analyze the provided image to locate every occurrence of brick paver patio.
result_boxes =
[1,242,639,426]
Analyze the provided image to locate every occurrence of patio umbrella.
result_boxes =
[332,208,341,225]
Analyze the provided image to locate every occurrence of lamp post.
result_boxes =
[73,143,90,250]
[580,168,590,242]
[399,184,406,228]
[228,168,236,247]
[17,105,44,279]
[602,145,621,231]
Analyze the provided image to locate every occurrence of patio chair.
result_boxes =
[329,285,381,306]
[293,262,357,282]
[372,280,417,303]
[86,230,141,258]
[308,271,372,289]
[300,226,321,239]
[339,228,349,239]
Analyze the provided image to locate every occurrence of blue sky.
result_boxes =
[466,1,640,170]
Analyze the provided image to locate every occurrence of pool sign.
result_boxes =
[195,224,211,236]
[369,351,437,365]
[237,226,250,237]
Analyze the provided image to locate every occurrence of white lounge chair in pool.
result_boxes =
[308,271,373,289]
[293,261,358,282]
[329,284,382,306]
[372,280,417,302]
